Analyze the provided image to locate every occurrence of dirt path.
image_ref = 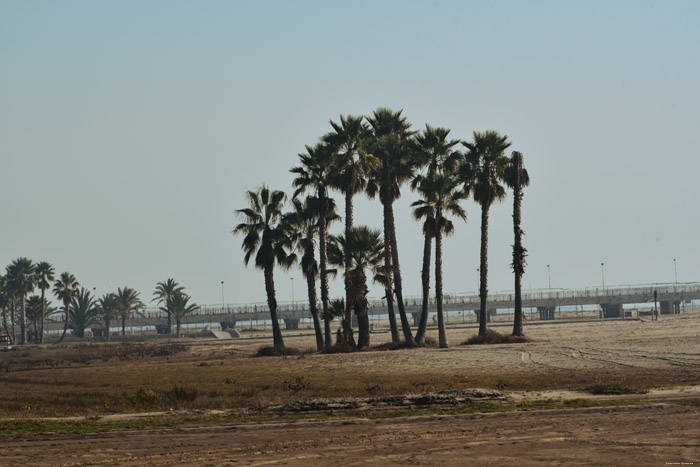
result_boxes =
[2,402,698,466]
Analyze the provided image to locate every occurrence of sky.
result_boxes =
[1,0,699,308]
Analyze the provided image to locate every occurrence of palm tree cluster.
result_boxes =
[234,107,530,351]
[0,257,198,344]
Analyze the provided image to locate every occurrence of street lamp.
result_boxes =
[601,263,605,290]
[221,281,225,311]
[547,265,551,292]
[674,258,678,284]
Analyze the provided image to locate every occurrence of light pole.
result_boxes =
[601,263,605,290]
[547,265,551,292]
[221,281,225,311]
[674,258,678,284]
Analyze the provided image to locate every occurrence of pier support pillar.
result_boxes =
[412,313,421,327]
[660,301,676,315]
[538,306,556,320]
[284,318,299,330]
[600,304,622,318]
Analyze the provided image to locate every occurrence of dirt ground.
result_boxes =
[1,313,699,466]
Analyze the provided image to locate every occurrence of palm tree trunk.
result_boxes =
[167,311,172,333]
[318,185,332,351]
[382,206,399,344]
[10,306,16,343]
[306,273,323,351]
[263,264,285,348]
[343,191,355,347]
[385,201,414,344]
[121,316,126,336]
[512,180,525,337]
[59,305,69,342]
[20,295,27,345]
[436,229,448,348]
[479,203,490,336]
[176,318,182,338]
[323,318,332,350]
[415,215,433,343]
[1,307,9,342]
[40,290,46,344]
[105,317,111,342]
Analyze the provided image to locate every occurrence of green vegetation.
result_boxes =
[463,329,532,345]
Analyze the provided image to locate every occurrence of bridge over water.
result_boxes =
[45,282,700,333]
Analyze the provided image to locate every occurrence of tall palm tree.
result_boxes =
[366,107,416,344]
[5,257,37,345]
[284,197,337,351]
[152,279,184,335]
[53,272,80,342]
[35,261,55,344]
[412,174,467,348]
[323,115,379,336]
[461,130,511,336]
[290,143,336,349]
[96,292,120,341]
[233,185,296,349]
[116,287,144,336]
[411,125,461,343]
[327,226,388,349]
[504,151,530,337]
[164,290,198,337]
[69,288,98,338]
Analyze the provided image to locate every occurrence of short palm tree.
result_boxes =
[5,257,37,345]
[116,287,144,336]
[328,226,388,349]
[411,125,460,343]
[412,174,467,348]
[0,275,15,343]
[53,272,80,342]
[164,290,198,337]
[69,288,98,338]
[461,130,511,336]
[35,261,55,344]
[25,295,43,343]
[152,279,184,335]
[96,292,120,341]
[233,185,296,349]
[366,107,416,344]
[504,151,530,337]
[324,115,379,334]
[291,143,335,349]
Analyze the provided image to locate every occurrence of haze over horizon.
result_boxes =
[2,1,699,307]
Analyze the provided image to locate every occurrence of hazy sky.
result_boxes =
[2,1,699,308]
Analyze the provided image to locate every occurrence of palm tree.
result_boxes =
[290,143,336,349]
[35,261,55,344]
[53,272,80,342]
[284,197,330,351]
[153,279,184,335]
[366,107,416,344]
[324,115,379,337]
[411,125,461,342]
[412,174,467,348]
[233,185,296,349]
[328,226,388,349]
[116,287,144,336]
[0,275,14,343]
[69,288,98,338]
[5,257,37,345]
[504,151,530,337]
[167,290,198,337]
[25,295,43,343]
[96,292,120,341]
[461,130,511,336]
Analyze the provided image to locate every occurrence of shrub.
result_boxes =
[462,329,532,345]
[254,345,302,357]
